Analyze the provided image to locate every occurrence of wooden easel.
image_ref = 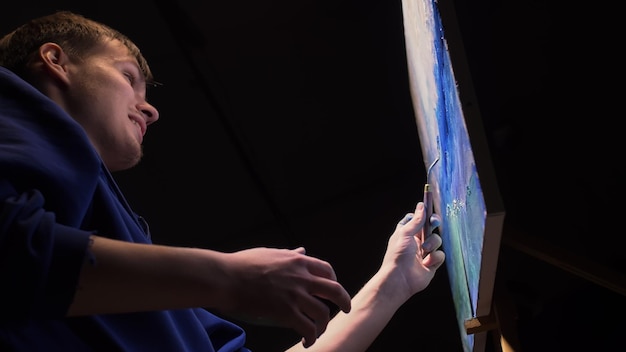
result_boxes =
[464,275,522,352]
[462,222,626,352]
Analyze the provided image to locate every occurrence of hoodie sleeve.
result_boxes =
[0,181,92,322]
[0,67,100,323]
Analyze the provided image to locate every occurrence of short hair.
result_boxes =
[0,10,155,85]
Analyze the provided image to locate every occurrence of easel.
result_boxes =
[462,220,626,352]
[463,272,522,352]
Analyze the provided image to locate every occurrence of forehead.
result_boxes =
[87,38,138,66]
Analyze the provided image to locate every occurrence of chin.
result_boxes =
[108,151,143,172]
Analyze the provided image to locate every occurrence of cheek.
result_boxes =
[72,72,133,122]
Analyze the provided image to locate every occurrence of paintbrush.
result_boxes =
[422,156,439,248]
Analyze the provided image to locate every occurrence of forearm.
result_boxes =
[67,235,229,316]
[285,203,444,351]
[286,269,406,352]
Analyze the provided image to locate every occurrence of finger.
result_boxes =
[398,203,426,232]
[398,212,413,226]
[413,202,427,225]
[308,278,352,314]
[292,246,306,255]
[301,257,351,312]
[423,250,445,270]
[301,295,331,337]
[291,309,318,349]
[422,233,442,255]
[429,213,441,229]
[303,255,338,281]
[291,296,332,349]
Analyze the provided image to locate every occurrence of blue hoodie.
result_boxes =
[0,66,250,352]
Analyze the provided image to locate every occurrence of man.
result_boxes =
[0,11,445,351]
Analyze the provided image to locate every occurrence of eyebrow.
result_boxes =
[121,59,163,88]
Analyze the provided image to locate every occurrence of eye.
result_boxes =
[123,72,135,85]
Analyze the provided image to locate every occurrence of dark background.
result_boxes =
[2,1,624,351]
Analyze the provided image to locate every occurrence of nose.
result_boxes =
[138,101,159,125]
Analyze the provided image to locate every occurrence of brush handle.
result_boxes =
[422,183,433,250]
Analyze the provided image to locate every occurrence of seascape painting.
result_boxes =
[400,1,505,351]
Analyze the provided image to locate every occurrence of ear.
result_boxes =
[37,42,71,86]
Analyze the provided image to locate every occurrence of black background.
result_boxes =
[1,1,624,351]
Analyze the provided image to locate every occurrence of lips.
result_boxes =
[129,114,147,138]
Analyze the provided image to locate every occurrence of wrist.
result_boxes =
[364,268,412,310]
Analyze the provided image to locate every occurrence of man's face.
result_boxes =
[63,38,159,171]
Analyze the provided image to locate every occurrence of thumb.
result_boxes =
[398,202,427,232]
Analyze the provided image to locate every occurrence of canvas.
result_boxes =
[401,1,506,351]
